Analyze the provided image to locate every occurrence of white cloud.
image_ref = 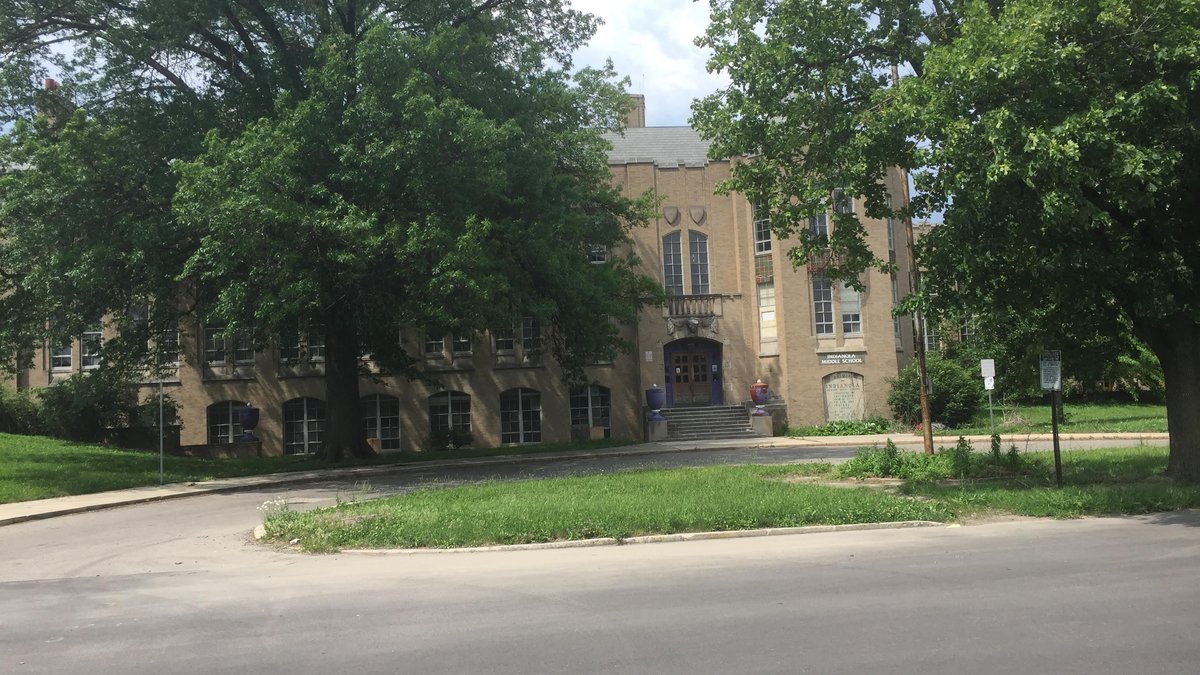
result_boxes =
[569,0,728,127]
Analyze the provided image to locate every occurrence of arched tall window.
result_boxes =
[283,397,325,455]
[570,385,611,439]
[429,391,471,433]
[361,394,401,451]
[500,388,541,444]
[689,231,710,294]
[662,231,683,296]
[207,400,246,444]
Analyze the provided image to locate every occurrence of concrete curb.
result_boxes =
[323,521,944,555]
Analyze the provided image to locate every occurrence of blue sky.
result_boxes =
[569,0,727,127]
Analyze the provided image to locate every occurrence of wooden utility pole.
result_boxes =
[893,65,935,455]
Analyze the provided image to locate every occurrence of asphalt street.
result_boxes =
[1,439,1195,674]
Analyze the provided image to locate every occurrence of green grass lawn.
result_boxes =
[0,432,634,504]
[937,402,1168,436]
[262,445,1200,552]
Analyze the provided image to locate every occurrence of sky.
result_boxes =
[568,0,728,127]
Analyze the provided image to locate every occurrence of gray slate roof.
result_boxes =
[603,127,715,167]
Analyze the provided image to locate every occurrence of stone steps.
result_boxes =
[659,405,765,441]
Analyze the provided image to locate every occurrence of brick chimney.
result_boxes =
[624,94,646,129]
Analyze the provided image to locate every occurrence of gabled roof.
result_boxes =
[603,127,714,167]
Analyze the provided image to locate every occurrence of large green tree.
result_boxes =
[0,1,658,460]
[694,0,1200,481]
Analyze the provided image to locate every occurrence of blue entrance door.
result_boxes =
[665,339,722,407]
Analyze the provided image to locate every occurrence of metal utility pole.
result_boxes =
[893,65,935,456]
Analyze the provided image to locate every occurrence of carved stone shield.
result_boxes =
[689,205,707,225]
[662,206,680,226]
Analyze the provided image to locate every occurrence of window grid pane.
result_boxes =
[50,340,72,370]
[81,325,102,369]
[283,398,325,455]
[204,326,226,364]
[809,214,828,238]
[813,277,834,335]
[361,394,401,451]
[207,400,246,444]
[689,231,709,295]
[840,282,862,334]
[521,318,540,353]
[501,388,541,444]
[753,205,771,255]
[663,232,683,296]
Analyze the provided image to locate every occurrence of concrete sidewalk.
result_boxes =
[0,431,1169,527]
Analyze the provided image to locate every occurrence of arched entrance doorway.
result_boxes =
[664,338,723,407]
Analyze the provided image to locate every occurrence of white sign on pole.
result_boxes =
[1040,357,1062,391]
[984,376,995,391]
[980,359,995,378]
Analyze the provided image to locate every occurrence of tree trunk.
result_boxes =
[1148,314,1200,482]
[316,312,373,463]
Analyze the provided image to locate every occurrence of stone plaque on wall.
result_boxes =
[823,371,865,422]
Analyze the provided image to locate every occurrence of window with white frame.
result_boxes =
[840,282,862,334]
[813,276,834,336]
[885,195,896,261]
[232,330,254,363]
[809,213,828,238]
[521,317,541,354]
[429,391,471,433]
[493,327,514,353]
[758,283,778,353]
[891,276,903,349]
[833,189,854,215]
[156,327,180,367]
[361,394,401,451]
[50,339,72,371]
[424,334,445,358]
[689,231,710,294]
[81,324,102,369]
[923,317,940,351]
[204,326,226,364]
[753,204,771,255]
[452,334,472,355]
[663,231,683,296]
[570,385,611,438]
[282,397,325,455]
[207,400,246,444]
[279,326,302,361]
[500,388,541,444]
[306,325,325,361]
[588,244,608,264]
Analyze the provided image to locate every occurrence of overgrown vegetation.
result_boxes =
[262,464,952,552]
[0,369,171,444]
[837,438,1032,481]
[262,446,1200,552]
[785,417,896,437]
[941,402,1168,436]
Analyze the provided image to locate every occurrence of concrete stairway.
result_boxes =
[659,405,764,441]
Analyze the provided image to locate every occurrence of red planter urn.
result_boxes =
[750,379,770,416]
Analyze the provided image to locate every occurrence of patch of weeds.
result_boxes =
[787,417,896,437]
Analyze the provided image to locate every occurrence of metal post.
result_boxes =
[1051,388,1063,488]
[987,390,995,438]
[158,380,164,485]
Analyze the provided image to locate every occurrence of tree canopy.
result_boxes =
[0,1,659,459]
[694,0,1200,480]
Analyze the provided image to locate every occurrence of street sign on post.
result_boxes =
[1040,350,1064,487]
[980,359,995,378]
[1039,351,1062,392]
[980,359,997,437]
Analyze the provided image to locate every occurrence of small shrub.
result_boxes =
[946,437,973,478]
[36,368,150,442]
[0,387,42,435]
[990,434,1002,465]
[887,353,981,428]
